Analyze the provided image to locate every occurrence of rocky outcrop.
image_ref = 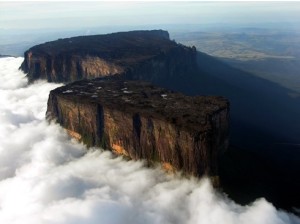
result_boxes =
[47,79,229,180]
[26,29,230,181]
[20,30,197,83]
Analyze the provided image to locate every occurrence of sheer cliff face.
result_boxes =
[21,53,125,82]
[20,30,197,83]
[47,80,229,179]
[27,30,230,180]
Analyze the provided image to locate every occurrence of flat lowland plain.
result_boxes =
[174,28,300,95]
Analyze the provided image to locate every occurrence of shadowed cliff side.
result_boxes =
[193,52,300,212]
[47,79,229,181]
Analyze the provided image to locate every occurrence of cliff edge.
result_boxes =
[20,30,197,84]
[47,79,229,179]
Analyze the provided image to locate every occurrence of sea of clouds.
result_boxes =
[0,57,299,224]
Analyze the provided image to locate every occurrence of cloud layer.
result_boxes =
[0,57,299,224]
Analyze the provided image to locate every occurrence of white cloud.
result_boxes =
[0,57,299,224]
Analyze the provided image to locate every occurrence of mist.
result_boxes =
[2,2,300,30]
[0,57,299,224]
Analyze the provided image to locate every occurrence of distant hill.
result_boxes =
[0,54,13,58]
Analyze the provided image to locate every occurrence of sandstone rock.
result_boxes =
[20,30,197,84]
[47,79,229,179]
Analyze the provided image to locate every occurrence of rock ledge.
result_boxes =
[47,79,229,179]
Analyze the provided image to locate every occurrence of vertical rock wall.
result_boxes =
[20,30,198,84]
[47,80,229,180]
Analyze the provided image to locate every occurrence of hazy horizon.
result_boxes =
[2,1,300,57]
[1,2,300,31]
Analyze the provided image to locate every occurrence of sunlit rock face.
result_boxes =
[20,30,197,84]
[47,79,229,181]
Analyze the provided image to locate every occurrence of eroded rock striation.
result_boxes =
[47,79,229,179]
[20,30,197,83]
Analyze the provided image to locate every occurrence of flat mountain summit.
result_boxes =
[47,79,229,179]
[20,30,197,83]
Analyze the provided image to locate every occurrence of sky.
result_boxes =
[1,1,300,55]
[0,56,299,224]
[1,1,300,31]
